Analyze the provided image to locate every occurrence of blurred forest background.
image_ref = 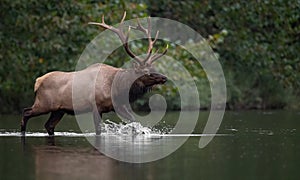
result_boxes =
[0,0,299,113]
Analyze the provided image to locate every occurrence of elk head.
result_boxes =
[88,12,168,92]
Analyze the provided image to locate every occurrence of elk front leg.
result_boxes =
[44,111,65,135]
[93,109,102,135]
[115,105,136,123]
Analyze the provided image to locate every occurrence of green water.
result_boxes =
[0,111,299,180]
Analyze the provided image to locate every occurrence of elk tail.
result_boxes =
[34,77,42,93]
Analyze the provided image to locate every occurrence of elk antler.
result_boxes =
[88,12,168,67]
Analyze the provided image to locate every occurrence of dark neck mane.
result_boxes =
[113,69,152,104]
[129,81,151,103]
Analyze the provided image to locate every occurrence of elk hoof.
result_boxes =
[46,128,55,136]
[21,126,25,133]
[21,130,26,136]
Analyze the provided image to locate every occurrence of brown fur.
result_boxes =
[21,63,166,135]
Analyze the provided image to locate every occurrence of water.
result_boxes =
[0,111,299,179]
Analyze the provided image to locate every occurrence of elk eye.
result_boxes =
[143,69,150,75]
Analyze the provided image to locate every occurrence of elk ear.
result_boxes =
[132,62,138,69]
[132,62,141,73]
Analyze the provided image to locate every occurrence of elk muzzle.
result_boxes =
[141,73,167,87]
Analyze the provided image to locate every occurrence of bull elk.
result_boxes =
[21,12,168,135]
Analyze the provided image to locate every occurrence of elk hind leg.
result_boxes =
[44,111,65,135]
[21,107,42,134]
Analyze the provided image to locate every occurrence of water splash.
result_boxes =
[0,120,169,137]
[0,120,230,137]
[102,120,163,136]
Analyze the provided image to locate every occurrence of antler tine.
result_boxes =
[139,17,167,65]
[152,30,159,48]
[143,30,159,63]
[133,18,148,34]
[89,12,168,67]
[121,11,126,23]
[88,12,144,65]
[123,26,143,64]
[101,15,105,24]
[147,17,151,37]
[118,11,126,31]
[146,17,153,54]
[131,16,159,64]
[88,15,118,34]
[148,44,169,64]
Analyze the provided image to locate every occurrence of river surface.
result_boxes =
[0,111,299,180]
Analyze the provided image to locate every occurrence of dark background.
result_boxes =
[0,0,299,113]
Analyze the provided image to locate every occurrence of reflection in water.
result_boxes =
[34,139,121,180]
[33,135,170,180]
[91,135,186,163]
[32,134,219,179]
[1,111,300,180]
